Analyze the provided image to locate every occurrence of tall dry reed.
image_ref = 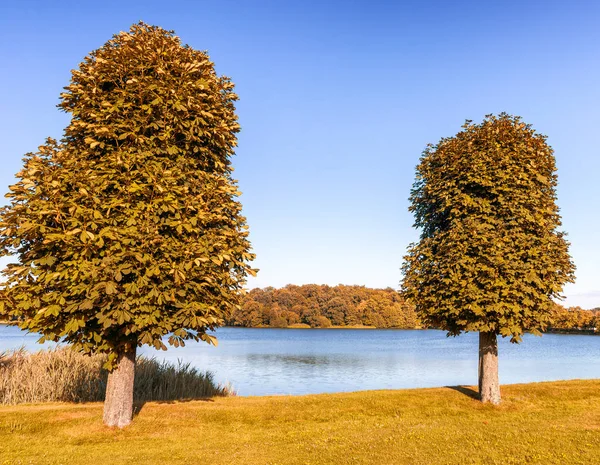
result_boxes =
[0,347,231,405]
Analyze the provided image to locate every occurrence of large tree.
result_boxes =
[401,114,575,404]
[0,23,255,427]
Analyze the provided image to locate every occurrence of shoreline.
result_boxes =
[1,377,599,405]
[225,325,599,335]
[2,321,597,335]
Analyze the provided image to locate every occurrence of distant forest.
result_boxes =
[228,284,599,333]
[228,285,417,328]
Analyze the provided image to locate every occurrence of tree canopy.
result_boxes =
[0,23,255,367]
[401,113,575,342]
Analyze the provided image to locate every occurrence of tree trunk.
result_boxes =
[103,347,136,428]
[478,331,501,404]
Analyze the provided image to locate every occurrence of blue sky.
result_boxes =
[1,1,598,308]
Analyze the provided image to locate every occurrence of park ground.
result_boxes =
[1,379,599,465]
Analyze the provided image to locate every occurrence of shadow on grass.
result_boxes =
[133,397,215,416]
[445,385,480,400]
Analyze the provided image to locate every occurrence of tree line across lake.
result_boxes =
[229,284,599,333]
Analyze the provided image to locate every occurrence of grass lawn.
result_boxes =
[1,380,599,465]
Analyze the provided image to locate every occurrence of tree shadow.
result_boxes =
[446,385,479,400]
[133,401,146,417]
[133,397,215,416]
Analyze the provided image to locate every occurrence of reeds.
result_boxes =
[134,356,233,402]
[0,347,231,405]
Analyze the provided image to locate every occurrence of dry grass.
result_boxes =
[0,347,230,405]
[0,380,599,464]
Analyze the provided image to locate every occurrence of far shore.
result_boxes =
[229,325,599,335]
[1,320,597,335]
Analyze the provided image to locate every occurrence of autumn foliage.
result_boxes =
[549,305,599,332]
[228,284,596,332]
[229,284,418,328]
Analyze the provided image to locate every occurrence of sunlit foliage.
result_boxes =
[402,114,575,342]
[0,23,255,367]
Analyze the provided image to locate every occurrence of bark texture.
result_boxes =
[478,331,501,404]
[103,348,136,427]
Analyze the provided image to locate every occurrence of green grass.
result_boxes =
[1,380,599,464]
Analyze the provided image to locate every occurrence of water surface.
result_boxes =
[1,326,598,396]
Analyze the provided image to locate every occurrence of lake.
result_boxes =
[1,325,599,396]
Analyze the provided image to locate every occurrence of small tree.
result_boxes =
[401,114,575,404]
[0,23,255,427]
